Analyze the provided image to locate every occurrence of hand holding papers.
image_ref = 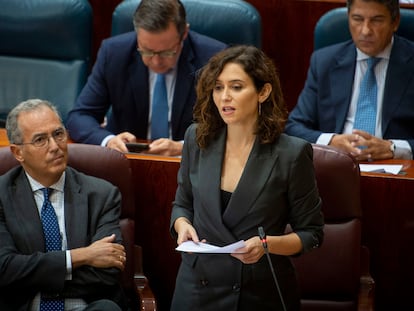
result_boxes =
[176,240,246,254]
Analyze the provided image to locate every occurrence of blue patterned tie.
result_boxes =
[354,57,381,135]
[151,73,169,139]
[40,188,64,311]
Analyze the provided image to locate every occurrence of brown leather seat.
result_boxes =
[0,143,157,310]
[290,144,374,311]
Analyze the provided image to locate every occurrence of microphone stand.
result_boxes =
[258,226,287,311]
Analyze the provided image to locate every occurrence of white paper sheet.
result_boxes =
[359,164,403,175]
[175,240,246,254]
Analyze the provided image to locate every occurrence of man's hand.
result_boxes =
[70,234,126,271]
[330,133,362,155]
[147,138,183,156]
[350,130,394,161]
[107,132,136,153]
[329,130,394,161]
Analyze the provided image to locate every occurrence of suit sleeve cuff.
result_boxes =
[316,133,335,145]
[101,134,115,147]
[65,250,72,280]
[390,139,412,160]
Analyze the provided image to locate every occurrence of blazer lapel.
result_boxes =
[198,129,225,221]
[382,36,414,133]
[63,168,88,249]
[330,42,356,133]
[128,56,150,130]
[223,139,278,229]
[12,170,45,252]
[171,41,196,136]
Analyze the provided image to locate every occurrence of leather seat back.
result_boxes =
[111,0,262,47]
[291,145,362,310]
[0,0,93,123]
[314,7,414,50]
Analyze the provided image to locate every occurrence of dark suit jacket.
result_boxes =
[0,167,126,311]
[170,124,324,311]
[285,35,414,151]
[66,31,227,144]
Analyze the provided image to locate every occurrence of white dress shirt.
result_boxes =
[27,172,87,311]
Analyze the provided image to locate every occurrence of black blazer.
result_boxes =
[170,124,324,310]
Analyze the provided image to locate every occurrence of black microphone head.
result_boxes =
[258,226,266,240]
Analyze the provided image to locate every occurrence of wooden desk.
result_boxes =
[0,129,8,147]
[126,153,181,311]
[359,161,414,310]
[1,128,413,310]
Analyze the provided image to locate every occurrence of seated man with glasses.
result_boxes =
[0,99,128,310]
[66,0,227,156]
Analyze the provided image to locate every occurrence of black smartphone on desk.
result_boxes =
[125,142,150,153]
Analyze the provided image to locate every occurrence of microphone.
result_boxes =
[258,226,287,311]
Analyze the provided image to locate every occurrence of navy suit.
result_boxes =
[0,167,126,311]
[170,124,324,311]
[66,31,227,144]
[285,35,414,151]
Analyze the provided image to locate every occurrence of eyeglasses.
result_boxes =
[16,128,67,148]
[136,40,182,59]
[136,48,178,58]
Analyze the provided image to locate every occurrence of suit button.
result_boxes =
[232,283,240,292]
[200,279,209,287]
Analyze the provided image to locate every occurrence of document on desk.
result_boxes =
[359,164,403,175]
[176,240,246,254]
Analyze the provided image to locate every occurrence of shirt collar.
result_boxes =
[356,35,393,61]
[26,171,66,193]
[149,65,177,79]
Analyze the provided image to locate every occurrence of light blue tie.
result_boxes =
[40,188,64,311]
[353,57,381,135]
[151,73,169,139]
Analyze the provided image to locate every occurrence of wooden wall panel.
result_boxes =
[88,0,122,64]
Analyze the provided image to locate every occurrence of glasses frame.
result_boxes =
[15,128,68,148]
[137,48,178,58]
[136,40,182,58]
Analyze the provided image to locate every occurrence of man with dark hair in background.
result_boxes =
[285,0,414,161]
[67,0,226,156]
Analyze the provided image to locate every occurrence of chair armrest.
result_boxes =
[358,245,375,311]
[134,245,157,311]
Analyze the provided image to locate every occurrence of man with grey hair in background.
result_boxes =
[0,99,127,310]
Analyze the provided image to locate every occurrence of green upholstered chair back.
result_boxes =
[0,0,93,124]
[111,0,262,48]
[314,7,414,50]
